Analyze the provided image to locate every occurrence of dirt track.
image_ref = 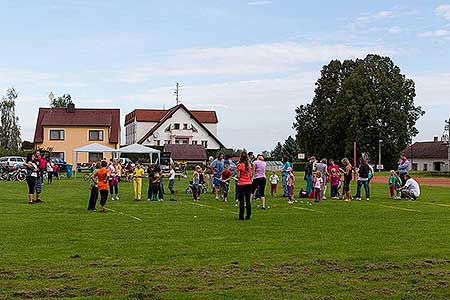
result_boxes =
[371,176,450,187]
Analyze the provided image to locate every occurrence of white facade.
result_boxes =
[125,108,221,149]
[410,158,449,172]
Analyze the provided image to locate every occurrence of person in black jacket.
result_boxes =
[355,158,373,201]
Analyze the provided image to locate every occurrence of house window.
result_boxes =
[201,140,208,148]
[89,152,103,163]
[174,123,180,130]
[165,140,171,145]
[412,163,418,171]
[156,140,160,146]
[192,140,198,145]
[183,123,188,130]
[49,130,65,140]
[51,152,65,160]
[89,130,104,141]
[423,163,428,171]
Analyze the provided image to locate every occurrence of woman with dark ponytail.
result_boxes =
[236,151,253,220]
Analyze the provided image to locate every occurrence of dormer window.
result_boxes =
[183,123,188,130]
[174,123,180,130]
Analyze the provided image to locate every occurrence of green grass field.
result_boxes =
[1,173,450,299]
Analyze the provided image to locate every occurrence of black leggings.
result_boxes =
[109,182,118,195]
[26,176,37,194]
[47,171,53,184]
[237,184,252,220]
[99,190,108,206]
[88,186,98,210]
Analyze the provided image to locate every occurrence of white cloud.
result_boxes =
[417,29,450,37]
[435,4,450,20]
[118,42,392,83]
[247,1,272,6]
[388,26,402,34]
[356,10,395,23]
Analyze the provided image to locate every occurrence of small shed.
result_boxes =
[163,144,208,163]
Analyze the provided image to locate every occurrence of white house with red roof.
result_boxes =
[124,104,224,149]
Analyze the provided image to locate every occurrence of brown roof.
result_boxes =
[125,107,218,125]
[34,107,120,144]
[164,144,208,161]
[137,104,225,148]
[403,141,448,160]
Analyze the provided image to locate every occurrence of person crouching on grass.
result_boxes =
[287,167,295,204]
[91,160,110,213]
[132,162,145,201]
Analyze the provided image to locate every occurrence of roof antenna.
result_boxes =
[174,82,181,105]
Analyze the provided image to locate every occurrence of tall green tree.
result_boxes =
[50,93,73,108]
[282,136,299,162]
[293,54,424,169]
[0,88,21,151]
[271,142,283,161]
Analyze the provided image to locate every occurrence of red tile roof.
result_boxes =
[137,104,224,148]
[125,107,218,125]
[402,141,448,159]
[164,144,208,161]
[34,107,120,144]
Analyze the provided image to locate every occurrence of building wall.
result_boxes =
[35,126,119,165]
[410,158,449,172]
[140,109,221,149]
[203,123,218,137]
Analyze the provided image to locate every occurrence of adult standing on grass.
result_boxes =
[210,152,225,200]
[304,156,316,195]
[281,157,291,197]
[236,151,253,220]
[398,154,410,186]
[87,162,100,211]
[91,160,110,213]
[399,174,421,200]
[168,165,176,194]
[24,153,39,204]
[355,158,373,201]
[252,154,267,209]
[341,158,353,202]
[315,159,328,200]
[133,162,145,201]
[34,151,46,203]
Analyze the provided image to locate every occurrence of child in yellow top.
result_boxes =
[133,162,145,201]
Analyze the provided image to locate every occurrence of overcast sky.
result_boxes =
[1,0,449,153]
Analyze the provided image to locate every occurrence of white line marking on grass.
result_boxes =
[189,202,238,215]
[367,203,419,212]
[291,206,321,213]
[104,208,143,222]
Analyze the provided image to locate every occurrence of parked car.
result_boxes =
[0,156,26,171]
[51,158,69,172]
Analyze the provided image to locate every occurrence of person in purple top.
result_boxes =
[252,154,267,209]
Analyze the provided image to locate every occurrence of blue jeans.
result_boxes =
[282,174,288,196]
[306,175,313,194]
[356,180,370,199]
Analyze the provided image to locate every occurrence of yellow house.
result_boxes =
[33,104,121,165]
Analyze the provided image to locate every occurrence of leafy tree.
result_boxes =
[261,150,271,158]
[282,136,299,162]
[293,54,424,169]
[50,93,73,108]
[0,88,21,151]
[271,142,283,161]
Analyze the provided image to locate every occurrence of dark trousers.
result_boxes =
[159,178,164,199]
[109,182,118,195]
[400,173,407,186]
[88,186,98,210]
[47,171,53,184]
[356,180,370,199]
[331,185,339,198]
[237,184,252,220]
[168,179,175,194]
[193,186,199,200]
[99,189,108,206]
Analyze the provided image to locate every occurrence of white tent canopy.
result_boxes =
[72,143,119,177]
[116,143,160,164]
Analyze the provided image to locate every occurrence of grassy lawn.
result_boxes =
[1,173,450,299]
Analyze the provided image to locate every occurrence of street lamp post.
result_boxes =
[378,139,383,172]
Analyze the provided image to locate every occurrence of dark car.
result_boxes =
[52,158,69,172]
